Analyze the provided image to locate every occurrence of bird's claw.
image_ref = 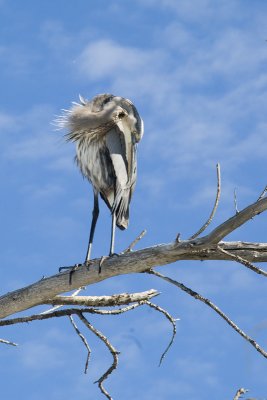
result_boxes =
[59,263,83,285]
[109,252,119,258]
[98,253,120,274]
[98,256,108,274]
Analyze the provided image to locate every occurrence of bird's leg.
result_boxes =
[85,190,99,263]
[96,212,118,274]
[109,212,116,256]
[59,193,99,284]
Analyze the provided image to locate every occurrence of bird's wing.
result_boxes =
[105,124,137,228]
[116,116,137,186]
[105,126,128,187]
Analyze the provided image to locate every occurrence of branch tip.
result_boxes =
[233,388,249,400]
[122,229,147,253]
[189,163,221,239]
[257,185,267,201]
[234,188,239,214]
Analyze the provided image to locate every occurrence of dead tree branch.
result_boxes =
[147,269,267,359]
[69,315,91,374]
[45,289,159,308]
[258,185,267,201]
[1,174,267,398]
[233,388,249,400]
[122,229,147,253]
[234,188,239,214]
[78,313,119,400]
[145,301,178,366]
[41,287,85,315]
[0,338,18,346]
[217,246,267,277]
[2,208,267,319]
[200,196,267,244]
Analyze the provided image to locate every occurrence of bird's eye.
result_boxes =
[118,111,125,119]
[102,97,112,105]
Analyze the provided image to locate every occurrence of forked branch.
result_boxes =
[147,269,267,359]
[1,194,267,319]
[1,173,267,399]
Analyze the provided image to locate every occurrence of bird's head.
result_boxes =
[90,94,144,142]
[56,93,143,143]
[112,96,144,144]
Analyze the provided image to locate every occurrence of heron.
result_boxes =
[58,94,144,263]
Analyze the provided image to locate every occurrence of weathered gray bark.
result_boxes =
[0,196,267,319]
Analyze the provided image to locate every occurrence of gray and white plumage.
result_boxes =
[57,93,143,260]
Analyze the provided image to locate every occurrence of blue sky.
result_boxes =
[1,0,267,399]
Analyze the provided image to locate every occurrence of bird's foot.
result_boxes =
[59,261,93,285]
[98,256,108,274]
[98,253,119,274]
[109,252,120,258]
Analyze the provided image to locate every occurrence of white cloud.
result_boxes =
[0,105,71,170]
[78,39,163,80]
[76,39,170,103]
[75,22,267,187]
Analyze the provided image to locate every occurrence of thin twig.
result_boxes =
[257,185,267,201]
[0,301,157,327]
[145,301,177,366]
[234,188,239,214]
[89,303,143,315]
[0,306,147,326]
[0,338,18,346]
[148,269,267,359]
[190,163,221,239]
[78,313,119,400]
[233,388,249,400]
[217,246,267,277]
[69,315,91,374]
[122,229,147,253]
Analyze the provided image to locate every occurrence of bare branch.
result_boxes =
[201,196,267,244]
[233,388,249,400]
[41,288,84,315]
[78,313,119,400]
[122,229,147,253]
[0,306,147,327]
[2,238,267,319]
[69,315,91,374]
[145,301,177,366]
[89,303,144,315]
[0,298,168,328]
[217,246,267,277]
[46,289,159,308]
[0,338,18,346]
[148,269,267,359]
[1,194,267,319]
[190,163,221,239]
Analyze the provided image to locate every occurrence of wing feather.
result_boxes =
[105,124,137,229]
